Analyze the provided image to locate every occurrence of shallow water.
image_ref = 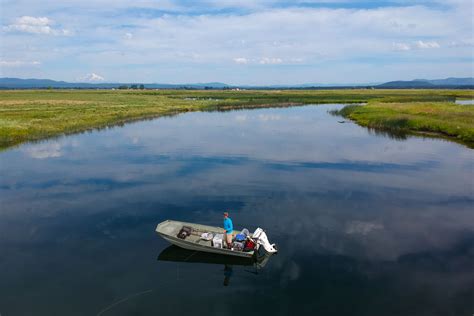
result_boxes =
[0,104,473,316]
[455,99,474,105]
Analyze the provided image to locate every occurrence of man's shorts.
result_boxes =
[225,232,233,245]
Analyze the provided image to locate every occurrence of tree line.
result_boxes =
[118,84,145,90]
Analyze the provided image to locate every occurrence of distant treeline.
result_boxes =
[1,77,473,90]
[118,84,145,90]
[2,85,473,90]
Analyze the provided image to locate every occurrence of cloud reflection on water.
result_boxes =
[0,104,473,315]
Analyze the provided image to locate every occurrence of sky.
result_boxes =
[0,0,473,85]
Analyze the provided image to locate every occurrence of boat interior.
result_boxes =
[157,220,255,253]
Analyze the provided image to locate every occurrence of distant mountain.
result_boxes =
[1,77,472,90]
[0,77,90,89]
[255,82,383,88]
[191,82,229,88]
[426,77,474,85]
[377,80,434,88]
[377,77,474,88]
[0,77,229,89]
[294,82,383,87]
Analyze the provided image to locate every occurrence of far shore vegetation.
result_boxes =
[333,101,474,147]
[0,89,473,150]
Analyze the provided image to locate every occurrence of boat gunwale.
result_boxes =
[156,220,255,258]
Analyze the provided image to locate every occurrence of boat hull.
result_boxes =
[156,220,255,258]
[158,245,255,266]
[158,233,254,258]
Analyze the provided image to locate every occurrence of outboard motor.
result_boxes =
[252,228,277,253]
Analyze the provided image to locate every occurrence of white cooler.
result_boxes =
[212,233,224,248]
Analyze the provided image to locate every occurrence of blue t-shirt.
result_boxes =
[223,217,233,234]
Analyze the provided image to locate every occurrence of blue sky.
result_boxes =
[0,0,473,84]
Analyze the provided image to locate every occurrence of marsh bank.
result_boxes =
[1,89,473,149]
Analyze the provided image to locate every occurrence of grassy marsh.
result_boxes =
[335,101,474,147]
[0,89,473,150]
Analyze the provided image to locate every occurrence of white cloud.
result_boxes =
[233,57,248,64]
[280,261,301,285]
[448,38,474,47]
[346,221,384,235]
[393,40,441,52]
[80,73,105,82]
[0,1,472,83]
[0,60,41,67]
[392,42,411,51]
[24,143,62,159]
[259,57,283,65]
[235,114,247,121]
[258,114,281,121]
[4,16,70,35]
[289,57,304,63]
[415,40,440,49]
[17,16,51,26]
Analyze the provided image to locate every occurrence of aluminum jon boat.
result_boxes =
[156,220,277,258]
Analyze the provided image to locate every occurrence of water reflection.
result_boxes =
[455,99,474,105]
[366,126,409,140]
[158,245,273,287]
[0,104,473,315]
[223,265,233,286]
[158,245,256,266]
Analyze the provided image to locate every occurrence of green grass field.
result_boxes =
[0,89,473,150]
[335,102,474,147]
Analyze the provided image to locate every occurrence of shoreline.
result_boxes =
[335,102,474,149]
[1,89,473,150]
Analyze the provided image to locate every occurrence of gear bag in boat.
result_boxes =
[243,239,256,252]
[177,226,192,239]
[235,233,246,242]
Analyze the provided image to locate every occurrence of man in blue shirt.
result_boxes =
[223,212,233,249]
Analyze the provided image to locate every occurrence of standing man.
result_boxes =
[223,212,233,249]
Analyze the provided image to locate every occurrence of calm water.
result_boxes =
[455,99,474,105]
[0,104,473,316]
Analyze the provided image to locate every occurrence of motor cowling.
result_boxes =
[252,228,278,253]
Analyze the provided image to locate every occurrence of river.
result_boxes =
[0,104,473,315]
